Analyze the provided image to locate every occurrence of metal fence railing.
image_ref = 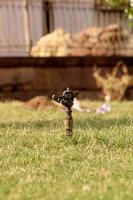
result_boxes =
[0,0,44,56]
[43,0,129,33]
[0,0,132,57]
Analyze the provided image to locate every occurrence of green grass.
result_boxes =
[0,101,133,200]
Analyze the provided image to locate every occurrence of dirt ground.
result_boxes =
[23,96,61,110]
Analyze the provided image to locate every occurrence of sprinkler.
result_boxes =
[52,88,79,137]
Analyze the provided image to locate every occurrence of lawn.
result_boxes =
[0,101,133,200]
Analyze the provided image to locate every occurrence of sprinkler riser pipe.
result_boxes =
[64,107,73,136]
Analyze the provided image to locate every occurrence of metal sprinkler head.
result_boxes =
[52,88,79,137]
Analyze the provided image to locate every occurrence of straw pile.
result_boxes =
[31,28,73,57]
[70,24,127,56]
[31,25,129,57]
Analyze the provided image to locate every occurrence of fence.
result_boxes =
[0,0,132,56]
[0,56,133,100]
[0,0,44,56]
[44,0,129,33]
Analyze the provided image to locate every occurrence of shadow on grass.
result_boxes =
[0,115,132,131]
[0,119,61,130]
[75,115,132,130]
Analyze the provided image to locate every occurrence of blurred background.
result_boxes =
[0,0,133,101]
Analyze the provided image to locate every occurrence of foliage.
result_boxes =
[0,101,133,200]
[93,61,133,101]
[106,0,133,20]
[106,0,129,8]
